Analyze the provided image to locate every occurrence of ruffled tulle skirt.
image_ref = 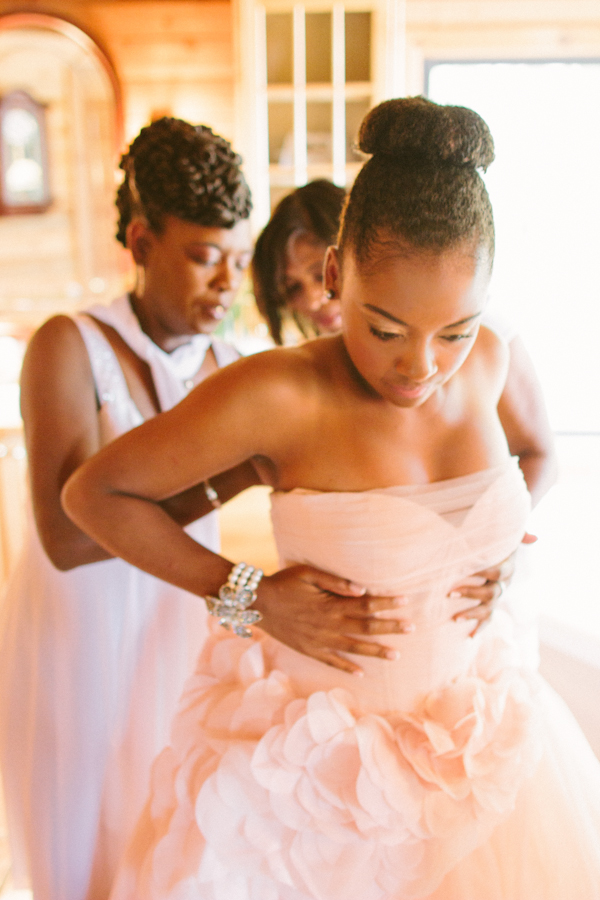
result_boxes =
[109,616,600,900]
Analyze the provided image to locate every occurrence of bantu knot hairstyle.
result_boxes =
[339,96,495,266]
[116,117,252,246]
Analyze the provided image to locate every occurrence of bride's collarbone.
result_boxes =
[286,395,505,489]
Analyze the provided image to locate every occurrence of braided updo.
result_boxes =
[116,117,252,246]
[339,96,495,266]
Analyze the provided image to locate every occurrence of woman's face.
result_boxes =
[328,242,491,409]
[282,232,342,335]
[133,215,252,350]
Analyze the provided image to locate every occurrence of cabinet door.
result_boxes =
[234,0,406,226]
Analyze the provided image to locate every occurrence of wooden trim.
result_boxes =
[0,10,123,151]
[331,2,345,186]
[292,4,308,184]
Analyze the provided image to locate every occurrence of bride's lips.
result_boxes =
[388,380,432,400]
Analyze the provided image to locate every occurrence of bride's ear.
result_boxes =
[324,245,341,299]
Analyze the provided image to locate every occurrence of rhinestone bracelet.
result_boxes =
[205,562,264,638]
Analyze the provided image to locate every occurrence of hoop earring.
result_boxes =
[325,289,335,300]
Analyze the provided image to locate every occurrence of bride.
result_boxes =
[64,96,600,899]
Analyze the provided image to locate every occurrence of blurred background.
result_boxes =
[1,3,600,889]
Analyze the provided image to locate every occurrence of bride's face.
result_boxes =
[327,242,491,409]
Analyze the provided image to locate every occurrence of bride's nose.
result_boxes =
[395,340,438,382]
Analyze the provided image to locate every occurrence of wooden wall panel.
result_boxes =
[87,1,236,141]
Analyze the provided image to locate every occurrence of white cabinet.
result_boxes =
[234,0,406,227]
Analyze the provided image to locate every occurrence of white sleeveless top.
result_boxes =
[0,301,238,900]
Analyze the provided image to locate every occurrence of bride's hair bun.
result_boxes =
[358,96,494,172]
[339,96,496,264]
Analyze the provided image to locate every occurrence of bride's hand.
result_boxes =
[253,565,413,676]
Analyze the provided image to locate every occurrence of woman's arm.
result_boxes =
[62,354,410,674]
[21,316,260,571]
[21,316,113,570]
[454,333,557,630]
[160,460,262,525]
[498,334,557,506]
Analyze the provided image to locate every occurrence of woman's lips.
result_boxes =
[314,310,342,331]
[202,304,227,321]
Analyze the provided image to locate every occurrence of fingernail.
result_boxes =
[402,623,416,633]
[353,668,365,677]
[350,583,366,594]
[449,590,462,599]
[385,649,400,660]
[393,596,408,606]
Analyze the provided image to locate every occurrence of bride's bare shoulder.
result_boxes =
[214,335,343,392]
[190,336,344,430]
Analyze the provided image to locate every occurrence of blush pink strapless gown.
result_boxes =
[110,459,600,899]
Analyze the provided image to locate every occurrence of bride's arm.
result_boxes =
[62,354,410,674]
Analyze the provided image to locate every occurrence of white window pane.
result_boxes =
[428,62,600,434]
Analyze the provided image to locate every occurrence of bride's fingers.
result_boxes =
[314,650,365,675]
[340,594,407,616]
[343,616,414,636]
[298,639,394,675]
[299,567,367,597]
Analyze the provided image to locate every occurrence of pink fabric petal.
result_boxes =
[117,621,542,900]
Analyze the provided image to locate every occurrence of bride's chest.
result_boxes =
[276,396,508,493]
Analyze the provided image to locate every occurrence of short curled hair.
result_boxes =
[339,96,495,267]
[116,117,252,246]
[252,180,346,344]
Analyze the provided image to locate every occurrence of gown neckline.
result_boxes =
[273,456,518,499]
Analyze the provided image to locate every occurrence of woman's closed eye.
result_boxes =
[234,252,253,271]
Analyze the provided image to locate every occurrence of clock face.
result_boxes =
[0,91,50,212]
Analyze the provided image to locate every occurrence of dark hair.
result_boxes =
[116,117,252,246]
[339,96,495,267]
[252,180,346,344]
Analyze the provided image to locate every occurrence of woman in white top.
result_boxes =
[0,117,259,900]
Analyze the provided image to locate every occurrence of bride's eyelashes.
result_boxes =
[368,325,476,343]
[369,325,399,342]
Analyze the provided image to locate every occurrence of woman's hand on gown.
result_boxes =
[450,539,534,636]
[255,565,411,675]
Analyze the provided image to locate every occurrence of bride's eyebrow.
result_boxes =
[363,304,482,329]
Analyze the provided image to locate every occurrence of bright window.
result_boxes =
[428,62,600,649]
